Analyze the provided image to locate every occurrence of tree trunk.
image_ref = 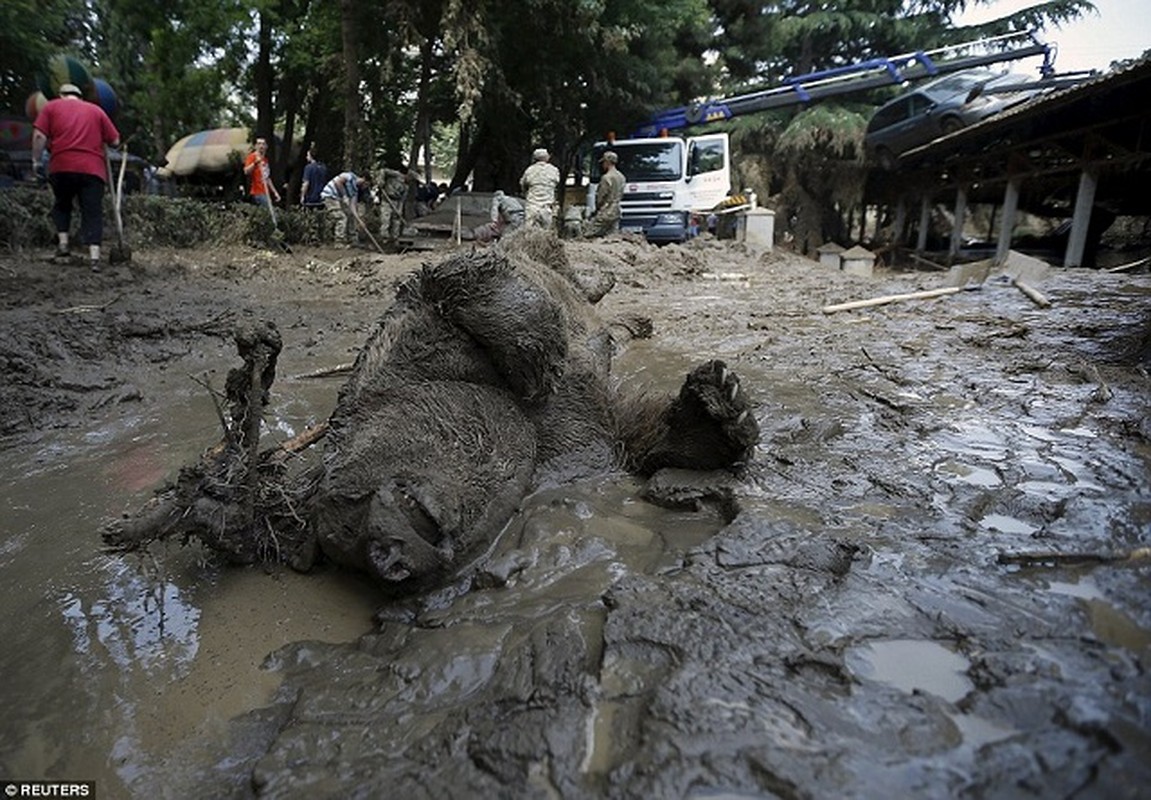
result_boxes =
[410,36,434,181]
[281,79,299,201]
[340,0,371,174]
[255,10,275,143]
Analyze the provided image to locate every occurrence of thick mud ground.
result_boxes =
[1,236,1149,798]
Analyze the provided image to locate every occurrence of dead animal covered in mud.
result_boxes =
[104,230,760,594]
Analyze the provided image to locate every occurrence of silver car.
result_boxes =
[864,69,1040,169]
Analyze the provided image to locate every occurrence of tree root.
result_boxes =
[102,321,325,572]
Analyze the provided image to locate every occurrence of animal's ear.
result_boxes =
[420,252,568,403]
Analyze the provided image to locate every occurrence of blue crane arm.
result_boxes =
[632,32,1053,138]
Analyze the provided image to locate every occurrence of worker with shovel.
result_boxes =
[320,170,370,248]
[31,83,121,272]
[377,164,418,246]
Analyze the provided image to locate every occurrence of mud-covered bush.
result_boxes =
[0,187,324,252]
[0,187,57,251]
[121,195,239,248]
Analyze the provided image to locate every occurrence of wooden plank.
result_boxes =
[821,285,965,314]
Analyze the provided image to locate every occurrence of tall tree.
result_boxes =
[437,0,717,192]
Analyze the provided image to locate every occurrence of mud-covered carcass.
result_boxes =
[105,230,759,594]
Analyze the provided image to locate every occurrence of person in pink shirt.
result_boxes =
[31,83,121,271]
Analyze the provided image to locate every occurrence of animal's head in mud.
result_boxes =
[312,232,617,594]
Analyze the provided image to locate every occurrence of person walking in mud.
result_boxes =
[321,170,370,248]
[520,148,561,230]
[243,136,281,208]
[584,150,624,238]
[31,83,121,272]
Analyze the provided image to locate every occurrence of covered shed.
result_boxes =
[866,58,1151,268]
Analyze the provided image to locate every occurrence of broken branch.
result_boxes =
[293,362,355,379]
[997,547,1150,567]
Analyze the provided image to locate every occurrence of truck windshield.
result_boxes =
[596,142,683,181]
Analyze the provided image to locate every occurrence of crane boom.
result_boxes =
[634,31,1054,137]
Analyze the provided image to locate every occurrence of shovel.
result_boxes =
[945,250,1051,308]
[348,203,386,253]
[261,163,292,254]
[106,146,131,264]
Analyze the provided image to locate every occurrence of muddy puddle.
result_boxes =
[0,371,375,792]
[0,338,737,796]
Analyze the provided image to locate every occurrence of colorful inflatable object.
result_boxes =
[159,127,251,177]
[24,91,47,122]
[88,78,119,118]
[28,55,119,121]
[36,54,92,99]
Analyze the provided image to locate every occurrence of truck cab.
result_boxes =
[588,133,731,243]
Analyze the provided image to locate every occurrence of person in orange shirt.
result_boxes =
[243,136,281,207]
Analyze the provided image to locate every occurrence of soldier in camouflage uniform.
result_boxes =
[377,165,417,244]
[583,151,624,238]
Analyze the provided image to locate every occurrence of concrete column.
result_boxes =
[743,208,775,252]
[994,177,1021,265]
[1064,168,1098,268]
[916,196,931,252]
[892,199,907,246]
[949,187,968,257]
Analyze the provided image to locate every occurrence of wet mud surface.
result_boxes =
[1,237,1149,797]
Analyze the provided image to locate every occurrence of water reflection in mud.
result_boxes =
[846,638,972,703]
[0,377,378,795]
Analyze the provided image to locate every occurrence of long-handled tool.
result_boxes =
[106,146,131,264]
[348,202,386,253]
[259,161,291,254]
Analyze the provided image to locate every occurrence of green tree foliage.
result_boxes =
[0,0,90,113]
[89,0,250,163]
[7,0,1094,224]
[427,0,718,191]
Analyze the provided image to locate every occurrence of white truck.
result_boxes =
[586,133,732,244]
